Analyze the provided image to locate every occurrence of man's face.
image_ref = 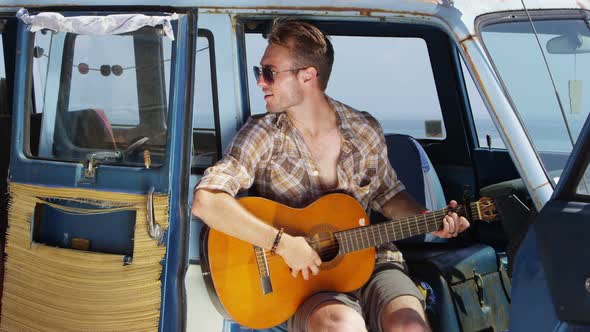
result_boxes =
[257,43,304,113]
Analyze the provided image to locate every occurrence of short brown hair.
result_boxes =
[267,19,334,91]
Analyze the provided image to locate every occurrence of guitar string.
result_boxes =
[254,209,480,266]
[255,204,479,260]
[254,204,482,264]
[251,199,487,261]
[258,204,477,255]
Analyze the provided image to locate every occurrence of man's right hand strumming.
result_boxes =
[276,233,322,280]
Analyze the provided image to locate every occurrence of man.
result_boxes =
[192,19,469,332]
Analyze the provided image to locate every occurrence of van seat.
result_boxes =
[380,134,447,242]
[385,134,447,212]
[53,108,117,159]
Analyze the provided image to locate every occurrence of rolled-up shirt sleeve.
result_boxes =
[370,123,405,213]
[195,117,273,197]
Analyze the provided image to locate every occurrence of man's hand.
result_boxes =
[276,233,322,280]
[430,200,470,238]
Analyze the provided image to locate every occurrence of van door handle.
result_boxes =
[147,187,166,246]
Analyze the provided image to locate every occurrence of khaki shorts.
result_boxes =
[285,262,425,332]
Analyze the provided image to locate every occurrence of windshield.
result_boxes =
[480,16,590,180]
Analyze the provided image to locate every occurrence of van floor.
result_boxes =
[185,264,225,331]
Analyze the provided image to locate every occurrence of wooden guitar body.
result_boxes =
[202,194,375,329]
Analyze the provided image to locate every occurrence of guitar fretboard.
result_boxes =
[333,203,479,254]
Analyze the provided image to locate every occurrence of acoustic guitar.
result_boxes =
[200,193,497,329]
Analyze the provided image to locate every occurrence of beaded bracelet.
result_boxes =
[270,228,284,255]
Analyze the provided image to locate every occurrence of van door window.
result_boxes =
[29,27,173,167]
[192,30,219,174]
[245,33,446,140]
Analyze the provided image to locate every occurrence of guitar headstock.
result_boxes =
[475,197,498,222]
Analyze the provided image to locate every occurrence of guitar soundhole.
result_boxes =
[311,232,340,262]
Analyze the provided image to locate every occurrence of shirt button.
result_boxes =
[311,170,319,176]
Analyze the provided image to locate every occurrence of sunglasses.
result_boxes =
[253,66,310,84]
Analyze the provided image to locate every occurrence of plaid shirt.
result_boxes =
[196,97,406,263]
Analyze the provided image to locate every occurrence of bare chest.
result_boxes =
[300,131,342,189]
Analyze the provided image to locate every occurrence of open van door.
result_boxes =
[510,112,590,331]
[0,13,18,311]
[2,9,196,331]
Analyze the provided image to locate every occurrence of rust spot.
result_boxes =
[533,182,551,191]
[359,9,372,16]
[459,34,475,44]
[0,4,71,8]
[199,6,436,19]
[230,14,238,33]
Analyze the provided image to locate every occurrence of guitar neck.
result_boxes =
[334,202,479,254]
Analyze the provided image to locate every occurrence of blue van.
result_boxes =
[0,1,588,331]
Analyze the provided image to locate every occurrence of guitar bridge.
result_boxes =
[254,246,273,294]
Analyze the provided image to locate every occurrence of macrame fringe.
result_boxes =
[0,183,169,332]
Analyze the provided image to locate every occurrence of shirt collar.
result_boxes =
[275,112,289,128]
[328,97,352,136]
[271,96,357,147]
[327,97,357,154]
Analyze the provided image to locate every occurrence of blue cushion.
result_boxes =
[385,134,426,206]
